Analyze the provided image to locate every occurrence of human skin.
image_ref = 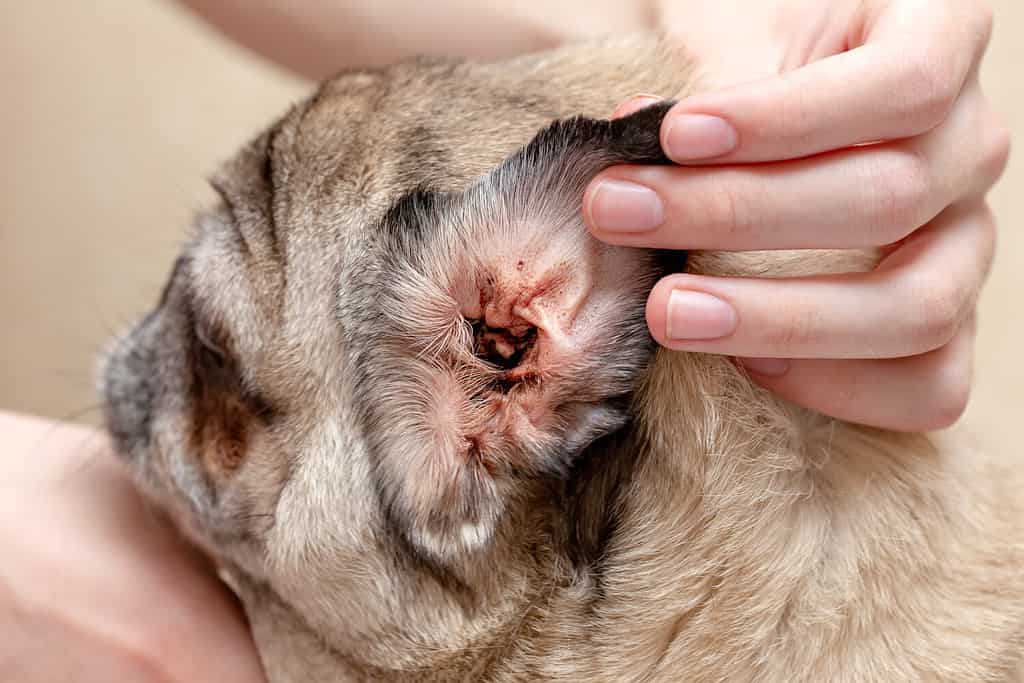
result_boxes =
[0,411,267,683]
[179,0,1009,432]
[587,0,1007,431]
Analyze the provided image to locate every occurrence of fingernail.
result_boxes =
[612,94,662,119]
[666,290,737,340]
[587,179,664,233]
[738,357,790,377]
[664,114,738,161]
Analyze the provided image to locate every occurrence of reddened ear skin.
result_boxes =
[355,103,679,562]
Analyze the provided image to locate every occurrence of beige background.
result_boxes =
[1,2,1021,445]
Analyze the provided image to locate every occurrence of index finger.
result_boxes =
[662,0,992,164]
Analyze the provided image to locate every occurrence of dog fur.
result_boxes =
[101,36,1024,681]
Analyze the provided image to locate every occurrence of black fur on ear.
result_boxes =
[503,98,676,174]
[380,100,680,267]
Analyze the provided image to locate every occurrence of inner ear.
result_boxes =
[361,102,681,562]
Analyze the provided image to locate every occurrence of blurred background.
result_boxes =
[1,2,1021,446]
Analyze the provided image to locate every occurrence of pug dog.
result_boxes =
[100,36,1024,681]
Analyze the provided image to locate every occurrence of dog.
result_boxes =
[101,35,1024,681]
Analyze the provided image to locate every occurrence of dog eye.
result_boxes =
[194,320,227,365]
[186,297,229,370]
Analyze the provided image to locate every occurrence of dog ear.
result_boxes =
[209,129,274,233]
[357,102,681,561]
[486,98,676,198]
[205,109,298,272]
[378,100,676,264]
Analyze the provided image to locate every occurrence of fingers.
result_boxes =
[597,1,1000,432]
[587,145,944,251]
[644,202,995,359]
[587,78,1008,250]
[737,315,976,432]
[655,0,993,163]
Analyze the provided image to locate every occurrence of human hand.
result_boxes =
[0,412,266,682]
[583,0,1009,431]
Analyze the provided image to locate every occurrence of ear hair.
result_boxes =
[380,100,678,266]
[488,98,676,200]
[360,103,680,562]
[461,99,679,261]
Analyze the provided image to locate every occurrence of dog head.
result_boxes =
[101,39,692,674]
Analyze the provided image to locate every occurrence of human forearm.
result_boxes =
[0,412,265,682]
[177,0,656,80]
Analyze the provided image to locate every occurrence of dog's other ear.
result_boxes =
[204,111,297,269]
[209,129,275,227]
[359,102,681,562]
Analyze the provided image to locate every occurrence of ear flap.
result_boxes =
[361,102,681,561]
[485,98,676,201]
[379,100,677,265]
[209,128,274,222]
[206,112,291,264]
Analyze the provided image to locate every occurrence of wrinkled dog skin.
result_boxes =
[101,37,1024,681]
